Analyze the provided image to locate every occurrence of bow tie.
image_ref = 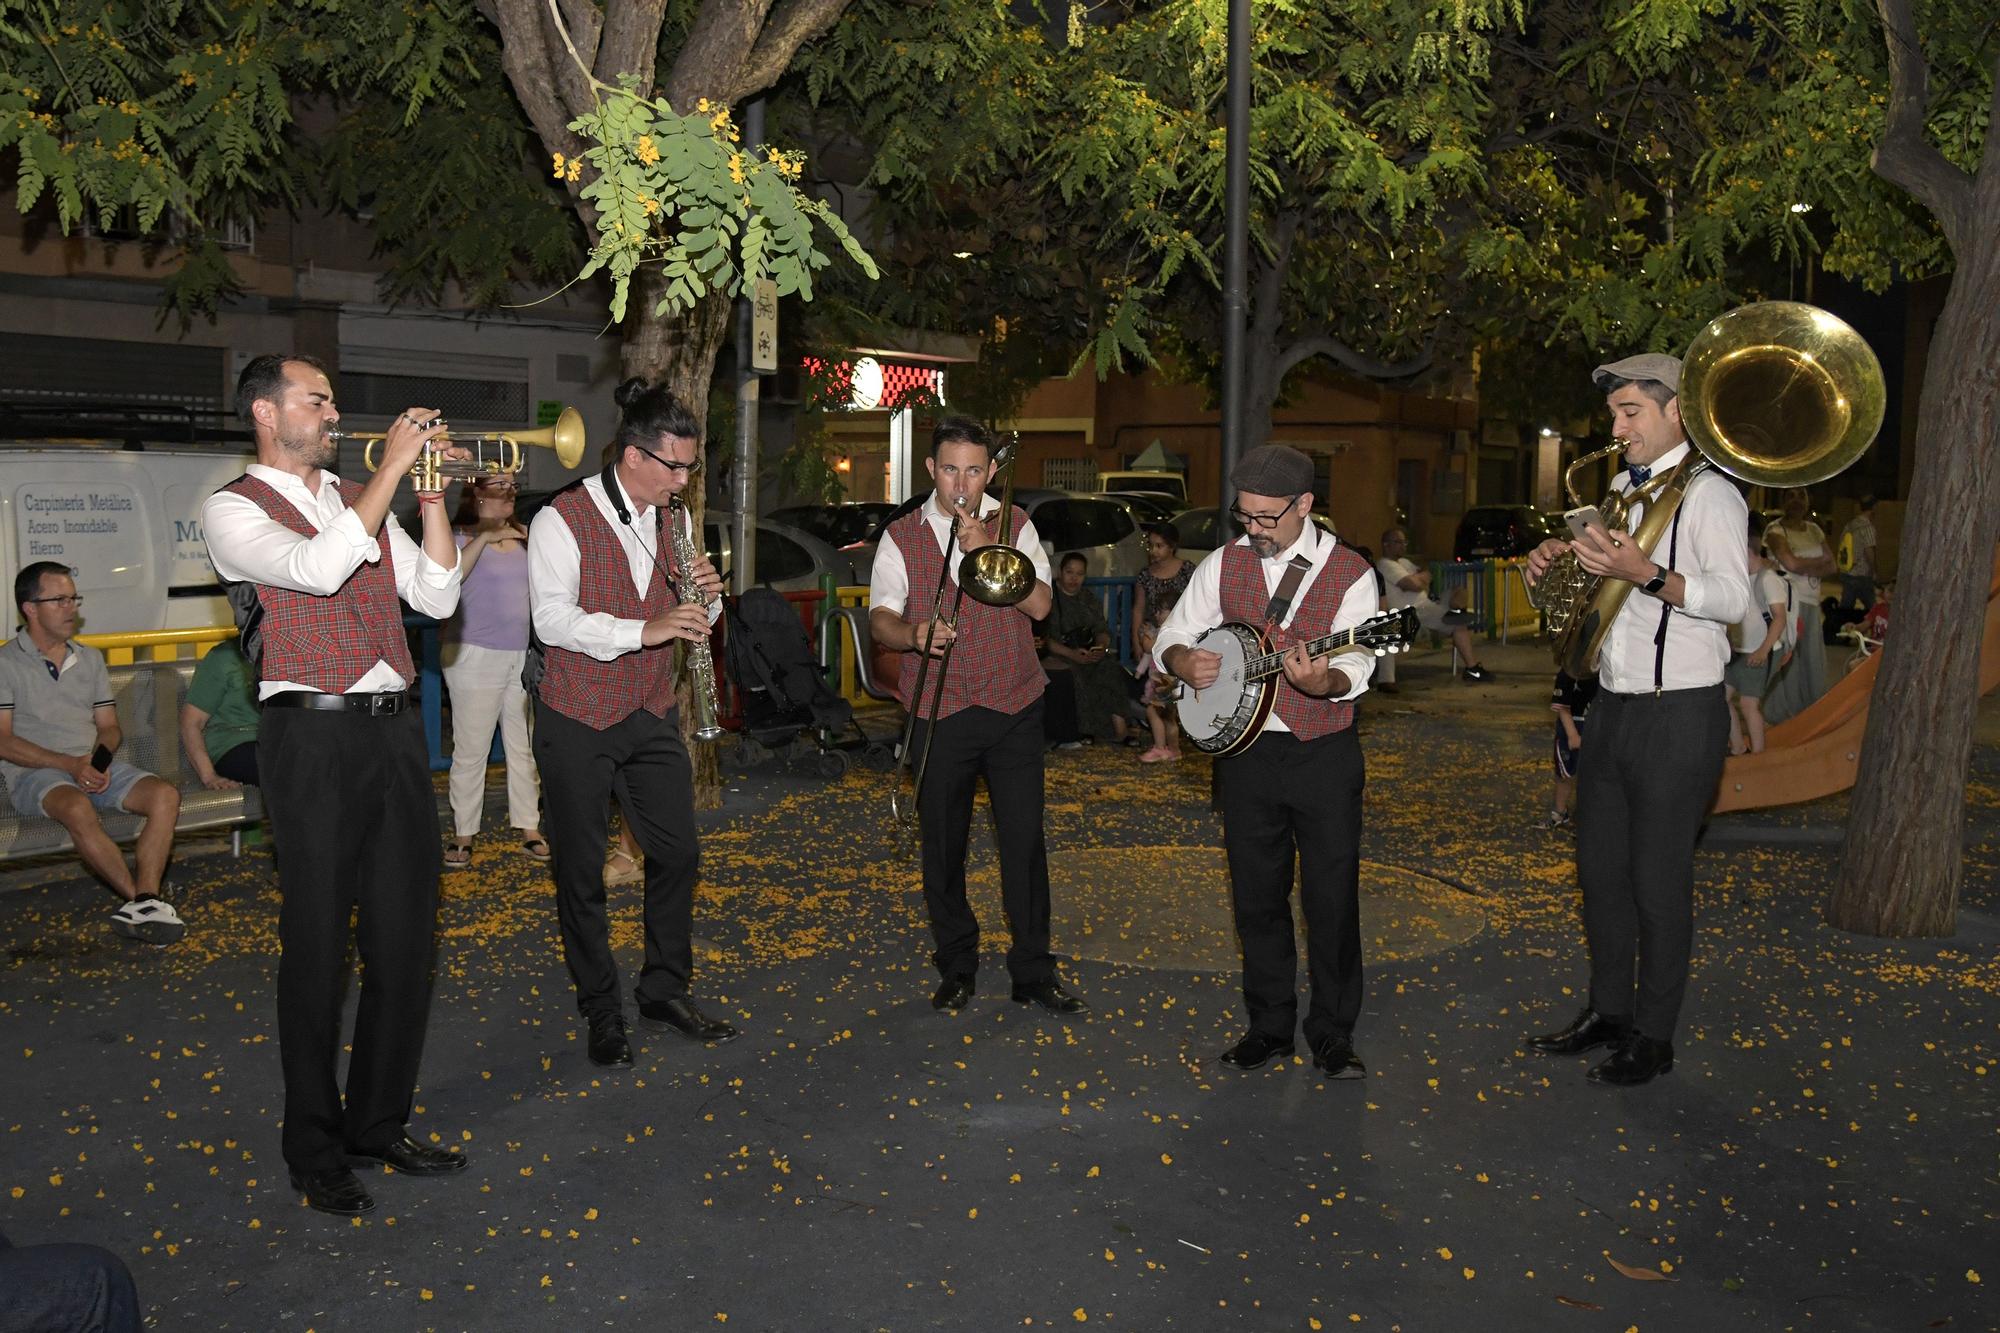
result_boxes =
[1625,462,1652,487]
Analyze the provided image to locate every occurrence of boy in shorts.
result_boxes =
[1547,669,1597,829]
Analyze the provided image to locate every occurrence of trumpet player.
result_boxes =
[1521,354,1749,1087]
[527,379,731,1070]
[870,417,1086,1016]
[202,354,470,1216]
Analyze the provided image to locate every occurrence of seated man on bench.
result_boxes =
[0,562,186,944]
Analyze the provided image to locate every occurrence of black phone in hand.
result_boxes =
[89,743,113,773]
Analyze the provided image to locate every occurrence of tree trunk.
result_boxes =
[1826,242,2000,936]
[622,274,735,808]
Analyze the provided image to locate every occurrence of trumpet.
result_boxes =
[340,407,588,491]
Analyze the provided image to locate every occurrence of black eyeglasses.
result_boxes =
[27,595,83,608]
[637,446,702,477]
[1228,497,1300,531]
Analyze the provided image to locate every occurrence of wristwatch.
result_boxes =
[1641,565,1669,596]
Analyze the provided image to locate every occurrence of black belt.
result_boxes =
[264,689,412,717]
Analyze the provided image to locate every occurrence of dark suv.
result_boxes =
[1453,505,1558,561]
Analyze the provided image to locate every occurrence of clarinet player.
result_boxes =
[527,379,733,1069]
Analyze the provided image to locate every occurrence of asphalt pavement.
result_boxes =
[1,639,1995,1332]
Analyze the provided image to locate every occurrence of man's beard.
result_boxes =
[279,424,336,469]
[1249,533,1281,559]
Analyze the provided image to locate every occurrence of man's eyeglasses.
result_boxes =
[27,595,83,608]
[1228,497,1300,531]
[637,447,703,477]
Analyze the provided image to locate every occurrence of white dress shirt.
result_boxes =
[1152,524,1377,731]
[202,465,461,699]
[868,492,1054,616]
[1598,441,1751,694]
[528,470,718,661]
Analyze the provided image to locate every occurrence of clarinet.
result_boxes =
[667,495,725,742]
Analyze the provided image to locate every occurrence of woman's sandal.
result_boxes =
[604,849,643,886]
[443,838,472,869]
[522,834,551,861]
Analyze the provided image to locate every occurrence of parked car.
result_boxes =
[518,491,855,590]
[1452,505,1561,561]
[769,502,897,550]
[1169,505,1339,565]
[1098,470,1188,504]
[1094,491,1179,526]
[704,511,859,591]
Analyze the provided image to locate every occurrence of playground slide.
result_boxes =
[1710,560,2000,813]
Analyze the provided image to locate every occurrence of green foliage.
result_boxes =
[0,0,486,321]
[567,83,878,324]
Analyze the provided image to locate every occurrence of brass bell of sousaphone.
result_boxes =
[1534,301,1885,677]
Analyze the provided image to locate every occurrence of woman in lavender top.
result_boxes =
[442,476,544,867]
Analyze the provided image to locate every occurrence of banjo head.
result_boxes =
[1177,623,1269,753]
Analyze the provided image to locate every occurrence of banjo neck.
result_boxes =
[1239,625,1369,684]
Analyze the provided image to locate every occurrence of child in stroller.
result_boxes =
[722,587,886,777]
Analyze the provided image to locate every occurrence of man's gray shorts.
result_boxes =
[6,759,155,818]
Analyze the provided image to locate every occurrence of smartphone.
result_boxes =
[1564,505,1609,543]
[89,743,113,773]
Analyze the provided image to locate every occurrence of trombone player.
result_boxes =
[1521,353,1749,1087]
[869,416,1086,1015]
[203,354,470,1216]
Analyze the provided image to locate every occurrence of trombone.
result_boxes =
[891,440,1037,826]
[337,406,589,491]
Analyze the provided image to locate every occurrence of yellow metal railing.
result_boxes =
[1487,558,1543,642]
[78,625,238,666]
[826,585,876,705]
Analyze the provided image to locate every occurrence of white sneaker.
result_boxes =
[111,897,186,945]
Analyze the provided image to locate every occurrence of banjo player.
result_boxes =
[1153,444,1381,1081]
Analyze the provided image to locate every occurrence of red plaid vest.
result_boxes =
[222,474,412,691]
[536,483,679,730]
[1217,537,1370,739]
[890,501,1044,721]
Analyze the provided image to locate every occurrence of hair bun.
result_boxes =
[613,377,652,410]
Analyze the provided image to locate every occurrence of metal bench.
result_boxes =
[0,657,263,864]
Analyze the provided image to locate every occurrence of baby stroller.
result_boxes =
[722,587,885,777]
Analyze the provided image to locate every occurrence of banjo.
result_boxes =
[1174,607,1419,756]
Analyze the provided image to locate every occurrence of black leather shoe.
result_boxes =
[1586,1034,1674,1086]
[1011,980,1088,1015]
[290,1167,376,1217]
[638,996,739,1043]
[1525,1007,1632,1056]
[586,1012,633,1067]
[348,1134,469,1176]
[1218,1032,1295,1069]
[932,976,975,1011]
[1310,1034,1367,1080]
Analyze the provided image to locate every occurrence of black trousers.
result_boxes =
[1574,685,1730,1041]
[213,740,259,785]
[910,700,1055,984]
[533,700,700,1018]
[259,706,439,1171]
[1215,727,1364,1047]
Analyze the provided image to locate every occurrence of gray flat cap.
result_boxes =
[1592,353,1682,395]
[1229,444,1314,499]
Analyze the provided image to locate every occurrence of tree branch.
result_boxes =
[1274,333,1435,384]
[1871,0,1974,249]
[490,0,596,223]
[730,0,856,103]
[599,0,673,96]
[664,0,771,111]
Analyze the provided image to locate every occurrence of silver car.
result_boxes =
[702,511,859,591]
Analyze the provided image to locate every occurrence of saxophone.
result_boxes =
[667,495,725,742]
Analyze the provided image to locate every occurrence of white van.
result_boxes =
[2,445,253,634]
[1097,470,1187,504]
